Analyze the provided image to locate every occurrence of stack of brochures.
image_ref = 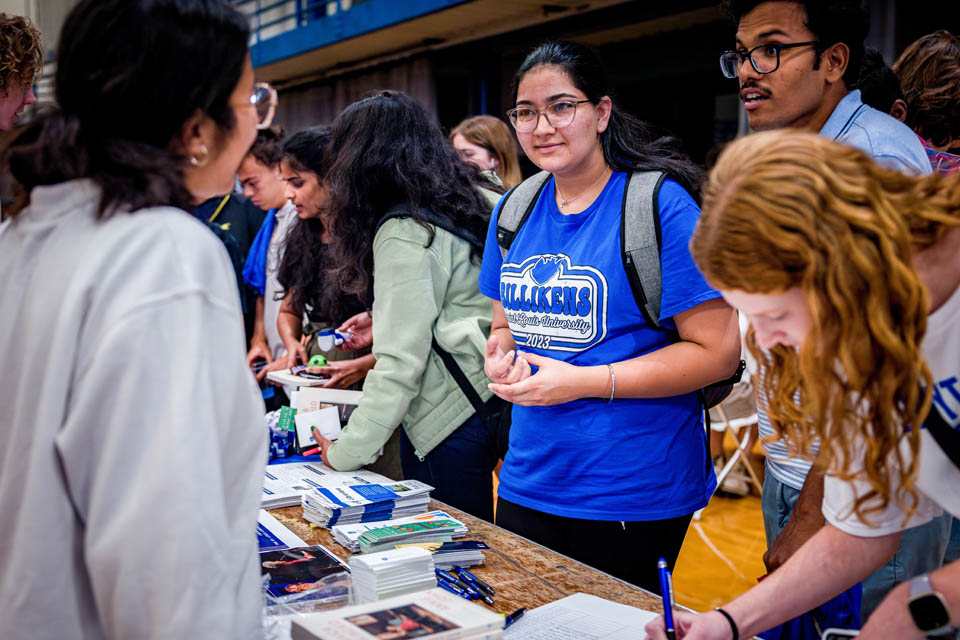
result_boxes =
[262,462,341,509]
[396,541,489,571]
[301,477,434,528]
[261,462,431,514]
[349,547,438,603]
[331,510,467,552]
[357,519,465,554]
[291,587,504,640]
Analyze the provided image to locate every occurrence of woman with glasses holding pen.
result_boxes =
[478,40,741,592]
[0,1,276,637]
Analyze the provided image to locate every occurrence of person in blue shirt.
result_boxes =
[478,40,741,592]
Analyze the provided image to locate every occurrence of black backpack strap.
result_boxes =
[925,402,960,470]
[496,171,552,258]
[620,170,668,332]
[369,203,485,308]
[377,203,485,253]
[431,338,489,419]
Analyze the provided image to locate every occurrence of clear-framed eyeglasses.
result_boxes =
[249,82,278,129]
[506,99,592,133]
[719,41,820,79]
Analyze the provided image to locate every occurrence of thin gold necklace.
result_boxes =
[556,165,610,209]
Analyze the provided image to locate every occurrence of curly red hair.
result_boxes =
[0,13,43,94]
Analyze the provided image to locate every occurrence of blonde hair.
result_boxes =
[691,130,960,522]
[450,115,522,189]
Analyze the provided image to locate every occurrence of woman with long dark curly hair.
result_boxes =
[265,127,372,390]
[309,90,504,522]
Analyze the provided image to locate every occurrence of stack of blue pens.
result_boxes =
[435,566,495,607]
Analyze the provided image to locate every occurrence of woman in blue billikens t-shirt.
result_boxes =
[478,41,741,592]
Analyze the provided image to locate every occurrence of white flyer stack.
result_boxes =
[301,475,434,528]
[332,510,468,552]
[262,462,341,509]
[291,587,504,640]
[349,547,437,603]
[261,463,432,519]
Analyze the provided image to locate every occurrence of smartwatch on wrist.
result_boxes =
[908,573,953,637]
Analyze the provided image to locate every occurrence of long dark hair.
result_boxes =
[514,40,703,198]
[276,127,362,323]
[3,0,249,217]
[323,90,492,298]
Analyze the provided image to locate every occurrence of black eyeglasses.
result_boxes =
[719,41,820,79]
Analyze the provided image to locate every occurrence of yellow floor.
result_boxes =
[673,494,767,611]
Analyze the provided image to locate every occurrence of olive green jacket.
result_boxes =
[325,217,494,471]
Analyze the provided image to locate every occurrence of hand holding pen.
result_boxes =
[658,558,676,640]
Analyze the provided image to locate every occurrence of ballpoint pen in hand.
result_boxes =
[658,558,676,640]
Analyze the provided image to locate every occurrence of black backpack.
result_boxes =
[495,170,744,410]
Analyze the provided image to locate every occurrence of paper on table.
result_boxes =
[258,509,308,551]
[504,592,658,639]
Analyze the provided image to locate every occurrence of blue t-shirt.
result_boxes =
[478,171,719,520]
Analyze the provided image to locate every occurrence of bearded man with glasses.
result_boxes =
[715,0,943,630]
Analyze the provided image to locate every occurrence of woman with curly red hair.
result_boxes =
[646,130,960,639]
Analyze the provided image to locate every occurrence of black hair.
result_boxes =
[513,41,703,198]
[275,126,362,322]
[247,125,286,169]
[856,47,903,114]
[280,126,329,176]
[3,0,249,217]
[323,90,493,298]
[721,0,869,88]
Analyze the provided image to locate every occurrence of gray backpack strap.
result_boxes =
[620,170,668,332]
[495,170,552,258]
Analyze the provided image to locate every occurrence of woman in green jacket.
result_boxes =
[310,90,506,522]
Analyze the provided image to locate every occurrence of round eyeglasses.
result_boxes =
[249,82,278,130]
[719,41,820,79]
[506,99,592,133]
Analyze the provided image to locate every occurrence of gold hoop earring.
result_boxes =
[189,143,209,167]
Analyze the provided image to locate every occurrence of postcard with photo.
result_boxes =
[260,545,349,598]
[346,604,460,639]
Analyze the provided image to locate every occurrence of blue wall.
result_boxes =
[250,0,474,68]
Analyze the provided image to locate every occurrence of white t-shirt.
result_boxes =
[264,200,297,359]
[823,279,960,536]
[0,180,267,639]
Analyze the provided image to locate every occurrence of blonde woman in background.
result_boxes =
[451,114,522,188]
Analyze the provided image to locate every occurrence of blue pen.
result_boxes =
[658,558,676,640]
[456,567,495,595]
[436,578,472,601]
[436,569,480,599]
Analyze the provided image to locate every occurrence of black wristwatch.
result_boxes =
[908,573,953,637]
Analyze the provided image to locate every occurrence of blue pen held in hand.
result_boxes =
[658,558,676,640]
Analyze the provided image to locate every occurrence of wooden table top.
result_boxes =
[269,500,665,617]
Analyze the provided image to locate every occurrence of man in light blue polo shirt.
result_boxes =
[719,0,945,622]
